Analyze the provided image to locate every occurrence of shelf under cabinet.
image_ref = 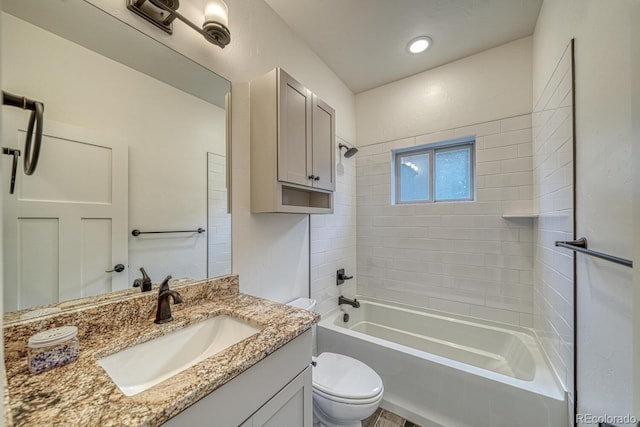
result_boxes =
[279,184,333,214]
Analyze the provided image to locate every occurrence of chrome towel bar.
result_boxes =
[555,237,632,268]
[131,228,206,236]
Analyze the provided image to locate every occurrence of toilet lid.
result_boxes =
[312,352,383,400]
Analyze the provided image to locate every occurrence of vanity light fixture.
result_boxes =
[407,36,432,54]
[127,0,231,48]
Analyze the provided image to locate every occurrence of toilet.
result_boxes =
[287,298,384,427]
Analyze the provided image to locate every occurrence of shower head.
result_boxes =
[339,143,358,158]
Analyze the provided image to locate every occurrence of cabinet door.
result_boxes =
[311,95,335,191]
[249,367,312,427]
[278,70,312,187]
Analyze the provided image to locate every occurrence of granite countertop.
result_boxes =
[3,276,319,426]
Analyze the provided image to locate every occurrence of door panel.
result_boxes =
[20,135,113,203]
[3,117,128,311]
[81,219,113,298]
[278,70,312,187]
[15,218,59,309]
[312,95,335,191]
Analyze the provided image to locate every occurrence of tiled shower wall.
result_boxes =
[356,115,535,327]
[310,137,358,316]
[207,153,232,277]
[532,44,574,395]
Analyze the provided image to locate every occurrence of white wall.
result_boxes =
[230,82,310,301]
[533,0,636,421]
[2,13,226,285]
[356,37,532,147]
[87,0,357,301]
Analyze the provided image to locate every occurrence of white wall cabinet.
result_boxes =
[251,68,335,213]
[162,330,312,427]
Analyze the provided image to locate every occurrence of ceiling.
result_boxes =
[264,0,543,93]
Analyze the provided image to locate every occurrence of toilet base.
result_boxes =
[312,400,363,427]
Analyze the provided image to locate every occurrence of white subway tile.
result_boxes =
[476,145,519,163]
[453,120,501,138]
[415,129,456,146]
[501,157,532,173]
[428,298,471,316]
[484,172,533,188]
[469,305,520,325]
[501,115,532,132]
[356,143,383,157]
[477,187,520,201]
[519,313,534,327]
[382,137,415,152]
[501,200,534,214]
[518,143,533,158]
[484,129,532,149]
[454,240,502,254]
[476,160,502,176]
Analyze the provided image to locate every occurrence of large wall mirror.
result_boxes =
[1,0,231,318]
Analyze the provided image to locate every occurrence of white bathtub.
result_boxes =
[317,297,567,427]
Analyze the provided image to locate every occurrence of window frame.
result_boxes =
[393,137,475,205]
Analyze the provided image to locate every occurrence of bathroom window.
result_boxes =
[393,138,475,204]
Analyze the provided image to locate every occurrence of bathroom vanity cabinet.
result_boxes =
[162,329,313,427]
[250,68,335,214]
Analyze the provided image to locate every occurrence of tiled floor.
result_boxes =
[363,408,423,427]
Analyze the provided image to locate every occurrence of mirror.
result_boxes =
[2,0,232,319]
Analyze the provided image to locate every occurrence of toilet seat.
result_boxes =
[312,386,383,405]
[312,352,383,402]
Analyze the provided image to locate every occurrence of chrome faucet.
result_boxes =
[338,296,360,308]
[154,275,183,324]
[133,267,152,292]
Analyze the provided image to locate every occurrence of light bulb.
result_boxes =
[407,36,432,54]
[204,0,228,28]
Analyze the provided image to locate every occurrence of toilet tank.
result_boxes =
[287,298,317,312]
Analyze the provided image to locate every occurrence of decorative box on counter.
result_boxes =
[27,326,79,374]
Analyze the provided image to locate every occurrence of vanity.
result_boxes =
[3,275,318,426]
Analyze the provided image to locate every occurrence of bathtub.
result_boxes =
[317,297,567,427]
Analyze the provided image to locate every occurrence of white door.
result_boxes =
[2,113,128,311]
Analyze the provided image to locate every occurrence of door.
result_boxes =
[312,95,335,191]
[2,113,128,311]
[278,69,312,187]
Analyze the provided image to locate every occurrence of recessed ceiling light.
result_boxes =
[407,36,432,54]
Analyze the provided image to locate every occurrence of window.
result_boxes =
[393,139,474,204]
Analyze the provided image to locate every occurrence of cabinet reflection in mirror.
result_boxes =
[1,0,231,315]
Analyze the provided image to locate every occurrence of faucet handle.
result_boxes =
[133,267,153,292]
[158,275,173,293]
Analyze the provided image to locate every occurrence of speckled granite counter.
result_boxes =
[3,275,319,426]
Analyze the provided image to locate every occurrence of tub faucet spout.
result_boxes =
[338,296,360,308]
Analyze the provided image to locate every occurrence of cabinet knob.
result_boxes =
[314,176,320,181]
[308,175,315,180]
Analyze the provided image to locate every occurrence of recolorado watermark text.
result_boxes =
[576,413,638,425]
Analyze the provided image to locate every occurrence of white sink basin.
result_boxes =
[98,315,261,396]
